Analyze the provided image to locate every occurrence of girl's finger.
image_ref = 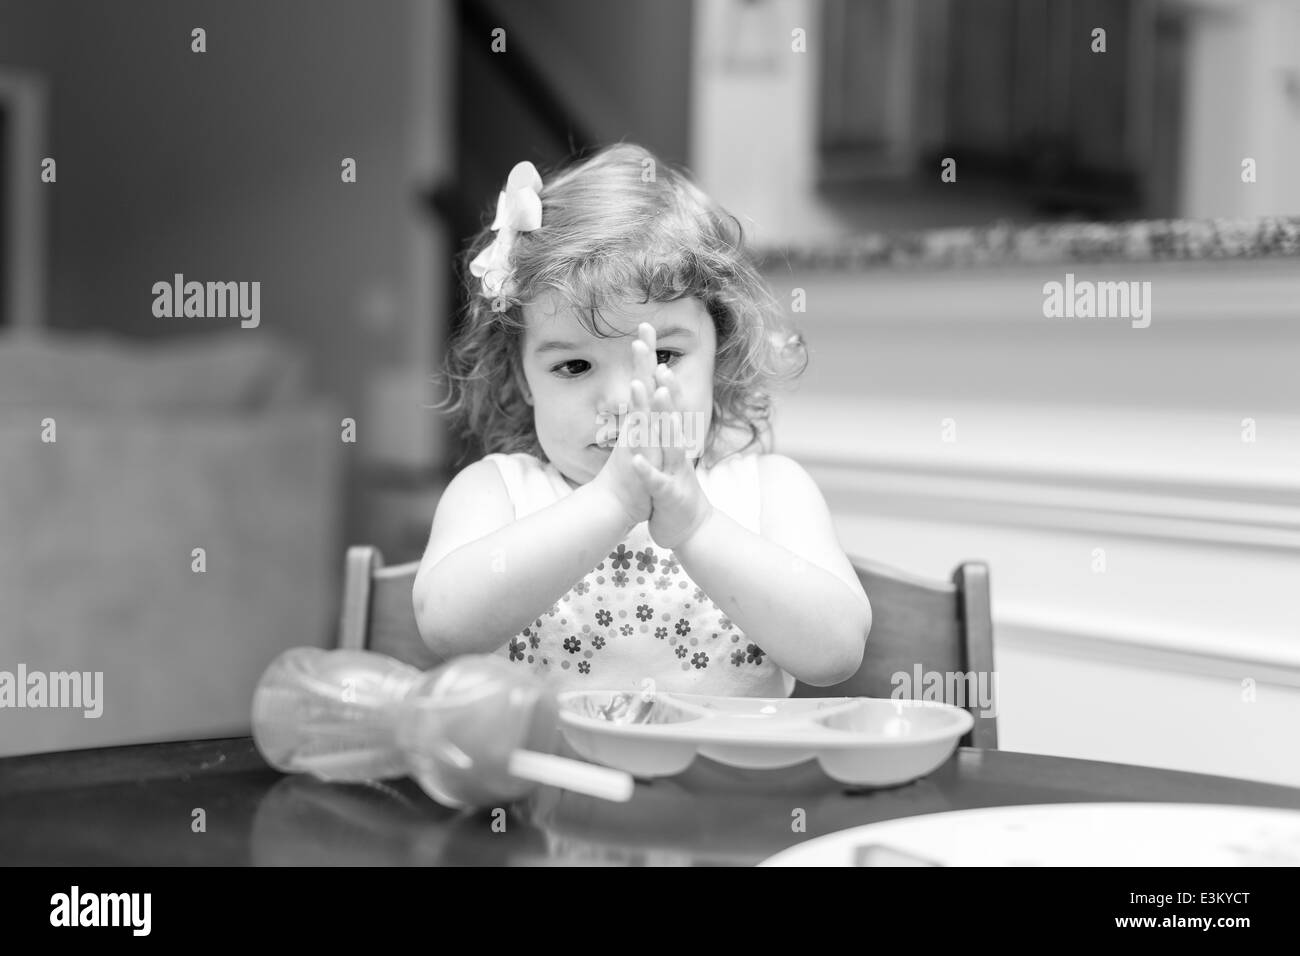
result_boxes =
[632,452,666,488]
[636,325,657,394]
[674,370,705,464]
[655,391,684,474]
[632,375,662,469]
[655,364,692,451]
[631,453,652,492]
[627,378,645,450]
[652,384,674,455]
[654,367,690,469]
[632,334,661,463]
[634,382,660,468]
[631,340,653,409]
[629,377,647,427]
[662,409,685,473]
[661,364,688,411]
[653,363,675,409]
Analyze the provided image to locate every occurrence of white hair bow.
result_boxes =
[469,161,543,305]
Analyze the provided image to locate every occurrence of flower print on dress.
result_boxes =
[745,643,765,665]
[730,649,746,666]
[675,646,688,658]
[635,604,654,622]
[572,580,590,596]
[659,554,681,575]
[595,609,612,627]
[718,616,733,630]
[654,627,668,640]
[563,636,582,654]
[691,652,709,669]
[609,545,633,570]
[592,635,605,649]
[635,547,657,572]
[508,638,526,662]
[655,576,672,591]
[693,587,708,604]
[612,570,629,588]
[675,619,691,637]
[620,624,633,636]
[578,661,590,675]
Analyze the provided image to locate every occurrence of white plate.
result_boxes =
[758,802,1300,866]
[556,690,973,787]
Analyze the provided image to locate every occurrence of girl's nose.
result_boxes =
[596,373,632,419]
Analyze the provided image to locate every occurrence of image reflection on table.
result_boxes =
[248,741,862,867]
[4,735,1300,866]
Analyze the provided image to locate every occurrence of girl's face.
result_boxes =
[519,292,717,489]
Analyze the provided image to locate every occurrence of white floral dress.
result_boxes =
[483,451,795,697]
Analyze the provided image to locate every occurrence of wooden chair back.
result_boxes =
[791,558,998,750]
[337,548,998,750]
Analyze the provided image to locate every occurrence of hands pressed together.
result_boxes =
[589,323,714,550]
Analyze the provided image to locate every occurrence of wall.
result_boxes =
[691,0,1300,243]
[688,0,1300,786]
[765,257,1300,786]
[0,0,448,541]
[690,0,1049,244]
[483,0,693,168]
[1179,0,1300,218]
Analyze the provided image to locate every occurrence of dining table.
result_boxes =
[3,735,1299,866]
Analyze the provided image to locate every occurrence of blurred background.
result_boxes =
[1,0,1298,785]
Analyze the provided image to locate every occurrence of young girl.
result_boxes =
[414,144,870,696]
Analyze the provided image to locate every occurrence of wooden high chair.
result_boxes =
[336,547,998,751]
[789,557,998,751]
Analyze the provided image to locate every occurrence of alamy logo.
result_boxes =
[50,886,150,936]
[1042,273,1151,328]
[152,273,260,328]
[0,664,102,717]
[594,406,708,458]
[890,664,998,718]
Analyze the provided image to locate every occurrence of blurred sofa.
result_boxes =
[0,329,343,756]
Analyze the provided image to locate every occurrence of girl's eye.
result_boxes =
[550,351,681,378]
[551,360,590,378]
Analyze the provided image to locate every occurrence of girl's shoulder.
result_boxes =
[698,451,769,535]
[439,455,517,512]
[752,453,826,502]
[704,450,807,489]
[473,452,572,517]
[477,451,546,476]
[704,451,827,537]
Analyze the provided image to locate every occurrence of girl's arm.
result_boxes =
[413,459,636,657]
[673,454,872,686]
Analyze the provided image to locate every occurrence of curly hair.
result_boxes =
[435,142,807,466]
